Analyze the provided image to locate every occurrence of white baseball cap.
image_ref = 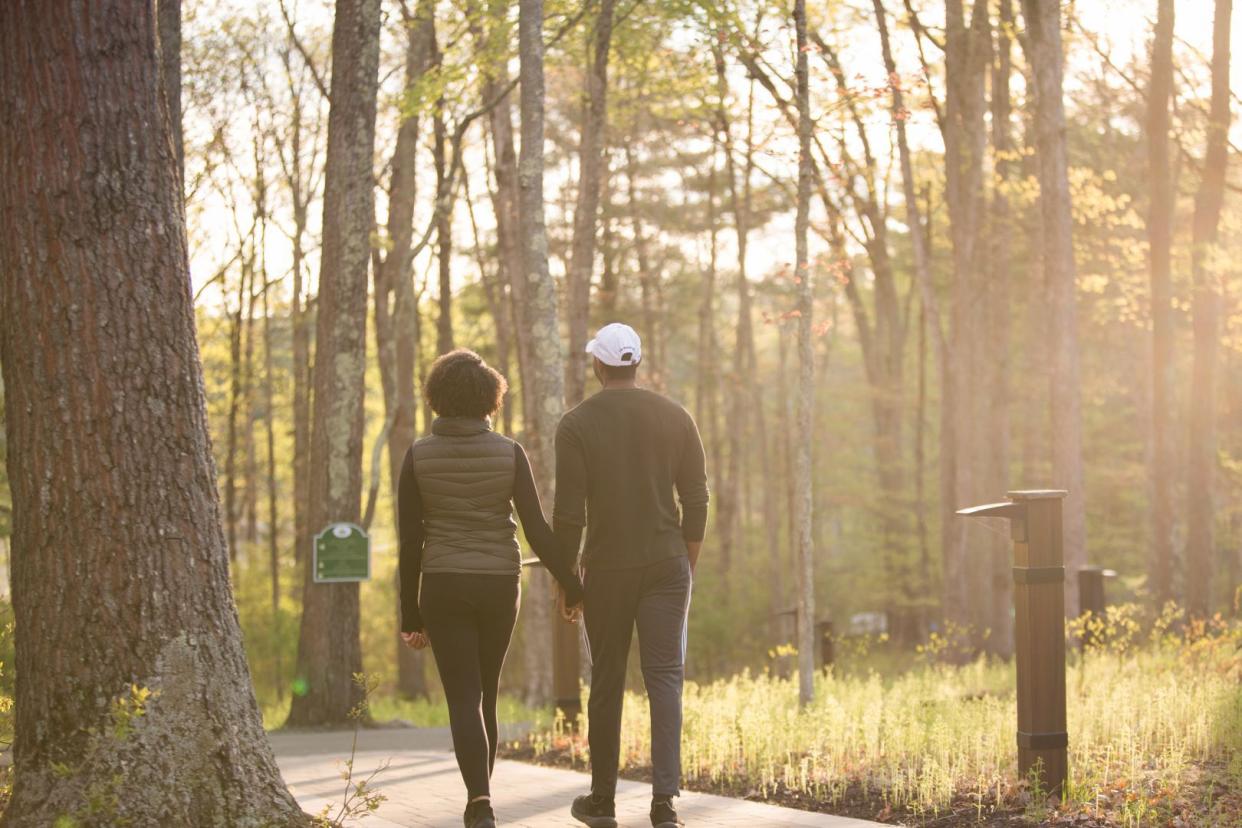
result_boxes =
[585,322,643,367]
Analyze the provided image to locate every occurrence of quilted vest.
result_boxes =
[412,417,520,575]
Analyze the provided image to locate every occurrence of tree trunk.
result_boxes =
[623,145,663,391]
[478,0,532,433]
[519,0,567,704]
[1185,0,1232,617]
[792,0,816,707]
[944,0,991,642]
[377,0,433,701]
[1021,0,1088,615]
[432,18,454,357]
[565,0,617,405]
[0,2,305,822]
[985,0,1014,656]
[225,257,250,564]
[1147,0,1176,609]
[287,0,382,727]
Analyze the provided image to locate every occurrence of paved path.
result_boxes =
[271,729,884,828]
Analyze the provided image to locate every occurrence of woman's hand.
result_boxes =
[401,630,430,650]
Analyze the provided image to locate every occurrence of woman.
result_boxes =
[399,349,583,828]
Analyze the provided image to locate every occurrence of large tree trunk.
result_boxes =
[377,1,433,701]
[1185,0,1232,617]
[565,0,617,405]
[0,2,305,823]
[287,0,382,727]
[1021,0,1088,615]
[792,0,816,707]
[1146,0,1176,609]
[519,0,567,704]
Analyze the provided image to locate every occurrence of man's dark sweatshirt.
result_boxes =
[553,387,709,570]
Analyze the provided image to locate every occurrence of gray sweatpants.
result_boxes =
[583,555,692,798]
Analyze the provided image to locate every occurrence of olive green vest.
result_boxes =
[412,417,521,575]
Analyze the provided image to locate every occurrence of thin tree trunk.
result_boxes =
[244,250,260,545]
[1185,0,1232,617]
[432,18,454,357]
[0,2,305,821]
[1021,0,1088,615]
[944,0,991,641]
[623,145,663,391]
[225,258,250,564]
[985,0,1014,656]
[565,0,617,405]
[793,0,816,707]
[378,0,432,701]
[519,0,567,704]
[287,0,382,728]
[1147,0,1176,610]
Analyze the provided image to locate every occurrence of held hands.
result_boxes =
[556,585,583,624]
[400,630,429,650]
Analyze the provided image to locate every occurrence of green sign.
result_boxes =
[313,522,371,583]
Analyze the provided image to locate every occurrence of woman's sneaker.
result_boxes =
[570,792,618,828]
[650,795,684,828]
[463,799,497,828]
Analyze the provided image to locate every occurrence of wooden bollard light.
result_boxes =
[958,490,1069,798]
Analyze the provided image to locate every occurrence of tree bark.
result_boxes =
[792,0,816,707]
[287,0,382,727]
[0,2,305,822]
[1185,0,1232,618]
[157,0,182,182]
[1146,0,1176,609]
[519,0,567,704]
[1021,0,1088,615]
[377,0,433,701]
[565,0,617,405]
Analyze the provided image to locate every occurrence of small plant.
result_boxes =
[312,673,389,827]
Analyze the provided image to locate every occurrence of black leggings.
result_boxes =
[420,572,520,800]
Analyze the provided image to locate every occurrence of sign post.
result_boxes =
[958,490,1069,799]
[313,523,371,583]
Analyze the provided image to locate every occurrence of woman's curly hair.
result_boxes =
[424,349,508,418]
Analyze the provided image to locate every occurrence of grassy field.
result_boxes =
[511,606,1242,827]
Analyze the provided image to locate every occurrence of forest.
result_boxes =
[0,0,1240,825]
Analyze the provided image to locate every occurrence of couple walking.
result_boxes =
[398,323,710,828]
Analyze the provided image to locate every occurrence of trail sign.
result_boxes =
[313,522,371,583]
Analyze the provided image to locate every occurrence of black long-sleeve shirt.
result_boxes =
[553,387,709,571]
[399,442,584,633]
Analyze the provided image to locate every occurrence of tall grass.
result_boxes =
[529,606,1242,823]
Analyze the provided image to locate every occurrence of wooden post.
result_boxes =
[958,489,1068,798]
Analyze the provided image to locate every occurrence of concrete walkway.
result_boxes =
[271,729,884,828]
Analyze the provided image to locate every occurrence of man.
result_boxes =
[554,323,709,828]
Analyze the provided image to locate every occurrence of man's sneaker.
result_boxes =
[463,799,497,828]
[650,796,684,828]
[570,792,618,828]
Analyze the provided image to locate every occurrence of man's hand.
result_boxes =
[686,541,702,575]
[556,585,583,623]
[400,630,429,650]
